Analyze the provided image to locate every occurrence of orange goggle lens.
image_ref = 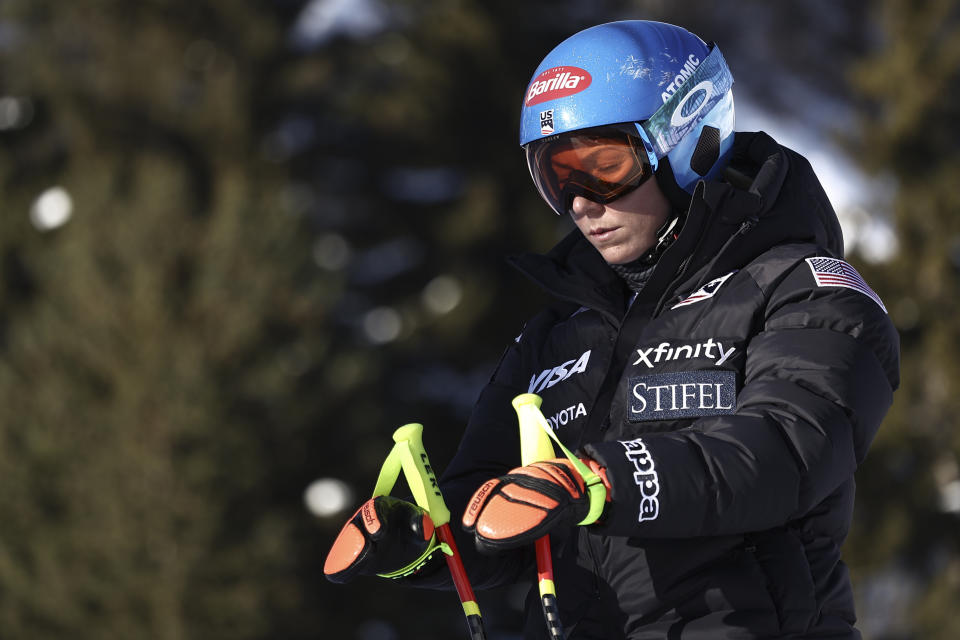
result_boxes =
[526,126,653,215]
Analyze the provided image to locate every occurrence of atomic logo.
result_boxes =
[659,53,701,102]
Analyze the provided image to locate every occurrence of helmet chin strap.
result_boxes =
[631,159,692,264]
[636,210,684,264]
[608,215,680,293]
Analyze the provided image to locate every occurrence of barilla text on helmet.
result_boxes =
[524,66,592,106]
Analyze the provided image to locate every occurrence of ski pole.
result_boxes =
[512,394,564,640]
[372,423,487,640]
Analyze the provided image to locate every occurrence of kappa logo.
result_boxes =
[529,350,591,394]
[672,271,737,309]
[629,370,736,422]
[632,338,736,369]
[620,438,660,522]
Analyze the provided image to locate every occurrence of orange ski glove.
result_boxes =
[324,496,442,583]
[462,458,610,552]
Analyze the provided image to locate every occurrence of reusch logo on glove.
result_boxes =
[525,66,592,106]
[361,501,381,534]
[465,479,498,525]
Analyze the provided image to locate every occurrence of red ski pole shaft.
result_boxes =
[436,523,486,640]
[385,424,487,640]
[513,394,565,639]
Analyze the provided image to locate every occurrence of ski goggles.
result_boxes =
[525,123,656,216]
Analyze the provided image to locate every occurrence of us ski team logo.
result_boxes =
[672,271,737,309]
[540,109,555,135]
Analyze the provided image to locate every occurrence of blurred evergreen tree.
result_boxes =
[0,2,336,638]
[843,0,960,638]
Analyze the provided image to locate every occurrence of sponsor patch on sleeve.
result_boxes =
[628,370,736,422]
[805,257,887,313]
[620,438,660,522]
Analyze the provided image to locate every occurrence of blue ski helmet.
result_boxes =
[520,20,735,215]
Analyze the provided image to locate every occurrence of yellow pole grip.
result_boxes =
[391,423,451,527]
[513,394,557,465]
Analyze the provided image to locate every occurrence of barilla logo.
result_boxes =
[525,66,592,106]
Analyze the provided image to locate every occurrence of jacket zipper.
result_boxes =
[655,214,759,316]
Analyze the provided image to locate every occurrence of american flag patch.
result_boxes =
[805,257,887,313]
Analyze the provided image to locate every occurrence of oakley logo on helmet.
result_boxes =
[660,53,701,103]
[671,80,714,128]
[525,66,592,107]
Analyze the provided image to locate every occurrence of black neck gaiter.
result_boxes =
[608,258,658,293]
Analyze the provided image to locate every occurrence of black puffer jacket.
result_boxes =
[424,132,900,639]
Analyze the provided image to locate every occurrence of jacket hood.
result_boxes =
[510,131,844,314]
[682,130,844,283]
